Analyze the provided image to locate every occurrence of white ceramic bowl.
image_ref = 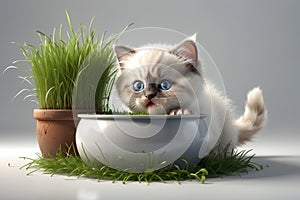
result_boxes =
[76,114,208,173]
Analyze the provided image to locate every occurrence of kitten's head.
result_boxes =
[114,36,203,114]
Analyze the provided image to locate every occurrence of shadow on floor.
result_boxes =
[240,156,300,179]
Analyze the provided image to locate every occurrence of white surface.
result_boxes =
[1,129,300,200]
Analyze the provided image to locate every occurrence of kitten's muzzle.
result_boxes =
[146,101,156,108]
[144,83,158,100]
[145,93,157,100]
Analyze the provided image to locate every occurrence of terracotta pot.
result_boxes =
[34,109,80,157]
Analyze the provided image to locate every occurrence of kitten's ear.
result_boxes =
[114,45,136,69]
[170,35,200,75]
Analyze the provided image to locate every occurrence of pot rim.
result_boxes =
[34,109,90,121]
[77,114,207,120]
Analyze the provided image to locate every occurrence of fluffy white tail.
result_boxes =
[235,87,266,145]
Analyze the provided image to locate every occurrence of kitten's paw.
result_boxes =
[169,109,192,115]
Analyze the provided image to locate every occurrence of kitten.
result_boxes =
[114,35,266,154]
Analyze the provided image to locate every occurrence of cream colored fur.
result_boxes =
[114,37,266,154]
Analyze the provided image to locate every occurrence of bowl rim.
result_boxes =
[77,114,207,120]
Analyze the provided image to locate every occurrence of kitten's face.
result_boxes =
[115,39,202,114]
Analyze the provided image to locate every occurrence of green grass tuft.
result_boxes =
[198,144,263,178]
[20,144,263,184]
[5,11,131,111]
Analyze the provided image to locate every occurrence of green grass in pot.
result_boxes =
[6,11,128,112]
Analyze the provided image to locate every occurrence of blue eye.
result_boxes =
[133,81,144,92]
[160,80,172,90]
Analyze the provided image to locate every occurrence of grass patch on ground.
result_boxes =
[20,145,263,184]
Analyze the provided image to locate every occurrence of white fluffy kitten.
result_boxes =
[114,36,266,153]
